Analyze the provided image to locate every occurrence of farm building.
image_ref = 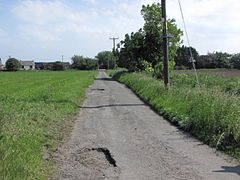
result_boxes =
[0,58,3,70]
[20,60,35,70]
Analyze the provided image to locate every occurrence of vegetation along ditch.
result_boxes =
[110,70,240,160]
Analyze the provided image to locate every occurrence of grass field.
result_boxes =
[111,69,240,159]
[172,69,240,94]
[0,71,97,180]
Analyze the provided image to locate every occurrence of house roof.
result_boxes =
[20,61,35,66]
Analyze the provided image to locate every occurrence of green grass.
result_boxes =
[172,70,240,94]
[0,71,97,180]
[112,70,240,159]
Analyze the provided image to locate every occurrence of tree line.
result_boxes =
[175,46,240,70]
[115,3,240,75]
[3,51,116,71]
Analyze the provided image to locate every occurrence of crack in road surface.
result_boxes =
[53,70,239,180]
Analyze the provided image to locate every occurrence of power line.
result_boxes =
[178,0,200,86]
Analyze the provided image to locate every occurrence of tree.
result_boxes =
[210,52,231,68]
[116,3,182,73]
[196,55,215,69]
[6,58,21,71]
[85,57,98,70]
[95,51,116,69]
[175,45,199,69]
[231,53,240,69]
[71,55,97,70]
[52,61,64,71]
[141,3,182,67]
[116,29,146,71]
[196,52,232,69]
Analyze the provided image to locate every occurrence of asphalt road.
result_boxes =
[53,70,239,180]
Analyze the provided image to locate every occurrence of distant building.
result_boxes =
[20,60,35,70]
[0,58,3,71]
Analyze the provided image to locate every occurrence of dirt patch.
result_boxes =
[43,144,52,161]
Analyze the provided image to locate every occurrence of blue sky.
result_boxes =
[0,0,240,63]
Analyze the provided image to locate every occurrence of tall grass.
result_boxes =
[112,71,240,159]
[0,71,97,180]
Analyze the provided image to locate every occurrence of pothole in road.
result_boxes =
[77,147,117,169]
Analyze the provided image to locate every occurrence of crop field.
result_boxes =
[0,71,97,180]
[172,69,240,94]
[176,69,240,77]
[111,69,240,159]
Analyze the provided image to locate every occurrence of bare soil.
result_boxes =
[52,70,239,180]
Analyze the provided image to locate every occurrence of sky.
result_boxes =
[0,0,240,63]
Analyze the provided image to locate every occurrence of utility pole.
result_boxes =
[161,0,170,88]
[109,37,119,69]
[109,37,119,52]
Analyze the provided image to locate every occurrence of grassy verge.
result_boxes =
[111,71,240,159]
[0,71,97,180]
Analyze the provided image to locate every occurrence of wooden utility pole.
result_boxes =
[161,0,170,88]
[109,37,119,69]
[109,37,119,52]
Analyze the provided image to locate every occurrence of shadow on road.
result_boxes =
[95,77,115,81]
[80,103,146,109]
[213,166,240,175]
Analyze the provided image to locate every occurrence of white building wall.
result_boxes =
[22,65,35,70]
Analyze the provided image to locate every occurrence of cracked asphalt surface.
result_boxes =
[53,70,239,180]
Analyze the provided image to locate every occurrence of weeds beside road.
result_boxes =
[111,70,240,160]
[0,71,97,180]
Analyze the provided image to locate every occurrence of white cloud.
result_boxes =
[167,0,240,54]
[8,0,240,58]
[11,0,151,43]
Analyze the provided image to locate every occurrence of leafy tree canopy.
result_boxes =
[71,55,97,70]
[116,3,183,72]
[230,53,240,69]
[175,45,199,69]
[6,58,21,71]
[196,52,232,69]
[95,51,116,69]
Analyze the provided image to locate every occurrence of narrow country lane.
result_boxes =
[53,70,239,180]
